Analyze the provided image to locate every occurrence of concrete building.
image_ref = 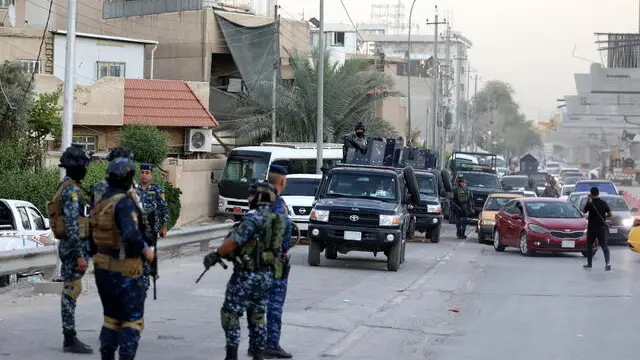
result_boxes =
[310,23,387,65]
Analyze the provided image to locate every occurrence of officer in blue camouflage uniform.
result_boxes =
[51,145,93,354]
[204,182,284,360]
[135,163,169,290]
[250,164,292,359]
[91,147,133,207]
[90,157,155,360]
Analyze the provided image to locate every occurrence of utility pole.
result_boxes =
[464,62,471,149]
[440,23,451,168]
[426,6,446,164]
[406,0,418,143]
[271,4,279,143]
[471,73,478,151]
[60,0,77,180]
[453,55,465,151]
[316,0,325,174]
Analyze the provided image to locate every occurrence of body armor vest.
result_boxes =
[235,212,286,278]
[47,180,89,239]
[90,193,127,249]
[456,188,469,204]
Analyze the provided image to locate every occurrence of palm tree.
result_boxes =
[233,51,402,143]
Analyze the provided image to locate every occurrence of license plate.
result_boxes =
[233,206,242,213]
[610,228,618,234]
[561,240,575,248]
[344,231,362,241]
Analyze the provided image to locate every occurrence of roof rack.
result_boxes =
[259,142,344,149]
[330,163,404,173]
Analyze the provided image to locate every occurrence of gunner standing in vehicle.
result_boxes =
[452,177,473,239]
[582,187,613,271]
[542,177,560,198]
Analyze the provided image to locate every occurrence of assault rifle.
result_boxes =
[195,251,228,283]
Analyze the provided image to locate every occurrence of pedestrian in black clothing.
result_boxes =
[582,187,613,270]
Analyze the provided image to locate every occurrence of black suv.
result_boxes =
[407,170,447,243]
[307,164,420,271]
[451,171,502,224]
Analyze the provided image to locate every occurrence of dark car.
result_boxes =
[307,164,420,271]
[500,175,530,191]
[450,171,502,225]
[527,172,552,195]
[408,170,445,243]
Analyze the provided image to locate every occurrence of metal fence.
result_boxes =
[103,0,206,19]
[0,223,234,277]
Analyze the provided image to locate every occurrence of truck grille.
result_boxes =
[550,231,584,239]
[328,211,379,227]
[292,206,312,216]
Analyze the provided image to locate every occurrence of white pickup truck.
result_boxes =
[0,199,56,286]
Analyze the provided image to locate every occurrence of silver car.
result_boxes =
[576,195,638,245]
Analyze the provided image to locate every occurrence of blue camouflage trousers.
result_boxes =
[95,269,147,358]
[221,270,273,349]
[61,257,86,337]
[264,278,288,349]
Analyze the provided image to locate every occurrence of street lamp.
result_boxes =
[406,0,418,143]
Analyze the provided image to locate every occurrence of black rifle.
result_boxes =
[195,252,228,283]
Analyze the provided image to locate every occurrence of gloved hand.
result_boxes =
[203,251,221,268]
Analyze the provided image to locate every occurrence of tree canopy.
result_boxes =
[118,124,170,166]
[233,51,400,143]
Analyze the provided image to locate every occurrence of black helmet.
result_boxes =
[107,147,133,161]
[107,157,136,179]
[355,122,365,131]
[59,145,90,168]
[251,182,277,205]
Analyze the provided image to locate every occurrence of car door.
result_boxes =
[26,206,52,243]
[496,200,516,243]
[509,201,526,244]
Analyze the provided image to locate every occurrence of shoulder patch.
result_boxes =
[71,192,79,203]
[131,211,138,223]
[160,193,165,200]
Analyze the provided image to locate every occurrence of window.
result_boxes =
[17,207,31,230]
[0,0,13,9]
[20,60,40,74]
[460,83,465,92]
[332,32,345,47]
[72,135,97,152]
[96,61,126,79]
[27,207,46,230]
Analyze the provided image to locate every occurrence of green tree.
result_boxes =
[27,89,63,169]
[118,124,170,166]
[0,61,34,140]
[234,51,400,143]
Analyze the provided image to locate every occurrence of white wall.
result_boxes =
[53,34,145,85]
[311,30,358,66]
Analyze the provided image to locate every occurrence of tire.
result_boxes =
[430,224,441,243]
[387,240,402,271]
[493,229,505,252]
[0,274,17,287]
[400,241,406,263]
[441,170,453,192]
[519,232,534,256]
[325,245,338,260]
[233,215,243,222]
[308,241,321,266]
[403,167,421,204]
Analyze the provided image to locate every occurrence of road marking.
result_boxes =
[320,325,370,357]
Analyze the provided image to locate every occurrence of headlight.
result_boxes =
[623,217,634,228]
[310,210,329,222]
[288,206,295,216]
[408,204,414,210]
[481,220,495,226]
[528,224,549,233]
[379,215,401,226]
[427,204,441,213]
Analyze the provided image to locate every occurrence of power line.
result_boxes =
[339,0,364,42]
[20,0,54,106]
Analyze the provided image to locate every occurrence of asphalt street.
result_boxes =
[0,223,638,360]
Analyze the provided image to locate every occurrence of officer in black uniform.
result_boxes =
[452,176,473,239]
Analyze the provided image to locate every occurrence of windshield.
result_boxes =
[600,197,630,211]
[415,174,437,195]
[281,178,321,196]
[529,174,548,185]
[222,153,269,183]
[561,186,575,195]
[496,158,507,168]
[501,177,528,188]
[525,201,583,218]
[485,197,514,211]
[325,172,397,202]
[459,173,501,189]
[563,177,583,185]
[574,182,617,195]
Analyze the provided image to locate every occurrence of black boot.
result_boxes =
[225,346,238,360]
[63,334,93,354]
[264,346,293,359]
[119,356,134,360]
[100,351,115,360]
[247,347,255,357]
[252,348,265,360]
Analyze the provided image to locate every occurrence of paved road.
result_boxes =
[1,224,638,360]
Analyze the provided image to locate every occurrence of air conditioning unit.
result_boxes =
[184,128,212,153]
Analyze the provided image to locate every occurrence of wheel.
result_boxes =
[430,224,441,243]
[519,232,534,256]
[308,241,321,266]
[400,241,406,264]
[233,215,243,222]
[493,229,505,252]
[325,245,338,260]
[387,240,402,271]
[0,274,17,287]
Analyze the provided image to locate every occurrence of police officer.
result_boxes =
[204,182,286,360]
[136,163,169,238]
[452,176,473,239]
[91,147,133,206]
[90,157,155,360]
[50,145,93,354]
[253,165,292,359]
[343,122,368,161]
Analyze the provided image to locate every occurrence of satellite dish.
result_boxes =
[7,4,15,27]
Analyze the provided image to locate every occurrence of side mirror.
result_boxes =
[634,218,640,227]
[619,190,625,195]
[510,213,521,220]
[43,218,50,230]
[210,172,217,184]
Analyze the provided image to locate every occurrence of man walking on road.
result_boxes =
[583,187,613,270]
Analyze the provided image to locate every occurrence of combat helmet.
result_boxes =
[59,145,90,168]
[107,157,136,180]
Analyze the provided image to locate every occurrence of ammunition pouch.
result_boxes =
[90,194,127,249]
[93,253,144,278]
[260,251,283,279]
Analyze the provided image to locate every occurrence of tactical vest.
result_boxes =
[90,193,127,249]
[47,181,89,239]
[235,212,286,279]
[456,188,469,204]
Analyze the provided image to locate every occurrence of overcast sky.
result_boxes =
[274,0,638,122]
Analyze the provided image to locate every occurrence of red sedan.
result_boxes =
[493,197,597,256]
